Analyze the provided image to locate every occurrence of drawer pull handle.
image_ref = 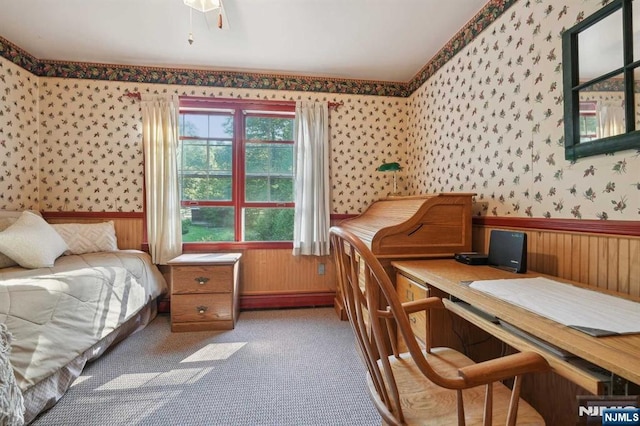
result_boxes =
[410,316,417,324]
[195,277,210,285]
[196,305,208,315]
[406,289,414,301]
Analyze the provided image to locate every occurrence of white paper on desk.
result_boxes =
[469,277,640,335]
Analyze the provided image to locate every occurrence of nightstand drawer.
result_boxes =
[171,293,232,323]
[172,265,233,294]
[168,253,241,332]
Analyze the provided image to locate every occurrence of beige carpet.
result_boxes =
[31,308,380,425]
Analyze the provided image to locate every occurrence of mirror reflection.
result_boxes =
[578,75,625,142]
[562,0,640,160]
[578,8,623,81]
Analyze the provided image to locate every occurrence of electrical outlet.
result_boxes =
[318,263,325,275]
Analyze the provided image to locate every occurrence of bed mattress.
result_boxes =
[0,250,167,423]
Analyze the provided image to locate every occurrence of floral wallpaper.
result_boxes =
[33,77,407,213]
[1,0,639,220]
[37,79,144,211]
[0,59,39,210]
[406,0,640,220]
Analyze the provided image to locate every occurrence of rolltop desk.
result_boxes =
[334,193,474,319]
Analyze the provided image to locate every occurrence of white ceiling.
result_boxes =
[0,0,490,83]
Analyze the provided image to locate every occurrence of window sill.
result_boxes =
[182,241,293,251]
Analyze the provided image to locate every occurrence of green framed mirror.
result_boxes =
[562,0,640,160]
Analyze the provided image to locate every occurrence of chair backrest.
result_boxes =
[331,225,549,426]
[330,225,442,425]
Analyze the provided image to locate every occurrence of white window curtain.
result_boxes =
[597,99,625,139]
[292,101,330,256]
[141,94,182,264]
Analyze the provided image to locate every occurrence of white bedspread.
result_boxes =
[0,251,166,392]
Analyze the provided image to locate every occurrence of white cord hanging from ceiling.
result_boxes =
[183,0,228,45]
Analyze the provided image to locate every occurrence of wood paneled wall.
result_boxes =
[43,212,337,306]
[473,219,640,297]
[43,212,639,302]
[472,217,640,423]
[43,213,144,250]
[239,249,335,295]
[158,249,336,310]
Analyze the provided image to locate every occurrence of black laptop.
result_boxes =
[487,230,527,273]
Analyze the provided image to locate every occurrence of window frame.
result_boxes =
[562,0,640,160]
[578,101,598,142]
[178,97,296,250]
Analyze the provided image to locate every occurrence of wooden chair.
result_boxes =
[330,226,549,425]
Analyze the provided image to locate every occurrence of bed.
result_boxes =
[0,211,167,424]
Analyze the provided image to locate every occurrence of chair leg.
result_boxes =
[457,390,466,426]
[483,382,493,426]
[506,375,522,426]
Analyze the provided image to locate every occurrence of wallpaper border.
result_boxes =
[0,0,516,97]
[407,0,519,93]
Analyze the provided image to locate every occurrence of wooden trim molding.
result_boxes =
[335,213,640,236]
[181,242,292,251]
[473,216,640,237]
[239,292,335,310]
[158,292,336,314]
[42,211,144,219]
[157,298,171,314]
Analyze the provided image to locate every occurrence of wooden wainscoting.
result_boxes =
[43,212,339,309]
[43,211,144,250]
[159,249,336,312]
[472,217,640,423]
[472,217,640,297]
[237,249,336,309]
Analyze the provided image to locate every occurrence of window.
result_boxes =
[578,101,598,142]
[178,98,296,246]
[562,0,640,159]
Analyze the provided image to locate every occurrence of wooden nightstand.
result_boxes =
[168,253,242,332]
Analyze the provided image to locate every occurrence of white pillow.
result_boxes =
[0,218,18,269]
[0,211,68,268]
[52,221,118,255]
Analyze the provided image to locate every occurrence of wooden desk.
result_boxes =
[333,193,474,319]
[392,259,640,395]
